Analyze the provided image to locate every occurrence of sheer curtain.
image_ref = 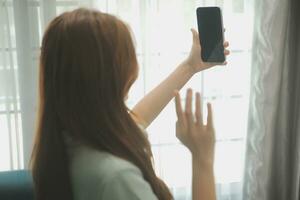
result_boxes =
[243,0,300,199]
[0,0,253,199]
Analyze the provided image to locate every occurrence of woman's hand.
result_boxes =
[174,89,216,167]
[185,28,230,74]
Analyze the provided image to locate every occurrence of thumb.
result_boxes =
[190,28,200,45]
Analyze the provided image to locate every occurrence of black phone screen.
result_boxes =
[196,7,225,63]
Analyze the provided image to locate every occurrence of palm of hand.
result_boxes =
[175,89,215,165]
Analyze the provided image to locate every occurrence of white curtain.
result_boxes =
[0,0,253,199]
[243,0,300,199]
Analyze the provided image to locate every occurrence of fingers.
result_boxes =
[224,49,230,56]
[195,92,203,126]
[207,103,214,129]
[174,90,184,122]
[221,61,228,66]
[176,89,206,129]
[185,89,194,128]
[223,41,229,48]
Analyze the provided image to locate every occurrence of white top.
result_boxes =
[66,134,158,200]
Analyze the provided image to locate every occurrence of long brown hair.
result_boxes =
[31,8,173,200]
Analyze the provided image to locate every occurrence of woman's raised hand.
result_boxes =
[185,28,230,74]
[174,89,216,167]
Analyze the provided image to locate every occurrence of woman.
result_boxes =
[31,8,229,200]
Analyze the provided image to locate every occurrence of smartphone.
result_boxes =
[196,7,225,63]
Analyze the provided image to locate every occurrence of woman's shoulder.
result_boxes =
[70,145,141,181]
[69,146,157,200]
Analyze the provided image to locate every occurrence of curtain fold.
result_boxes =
[243,0,300,199]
